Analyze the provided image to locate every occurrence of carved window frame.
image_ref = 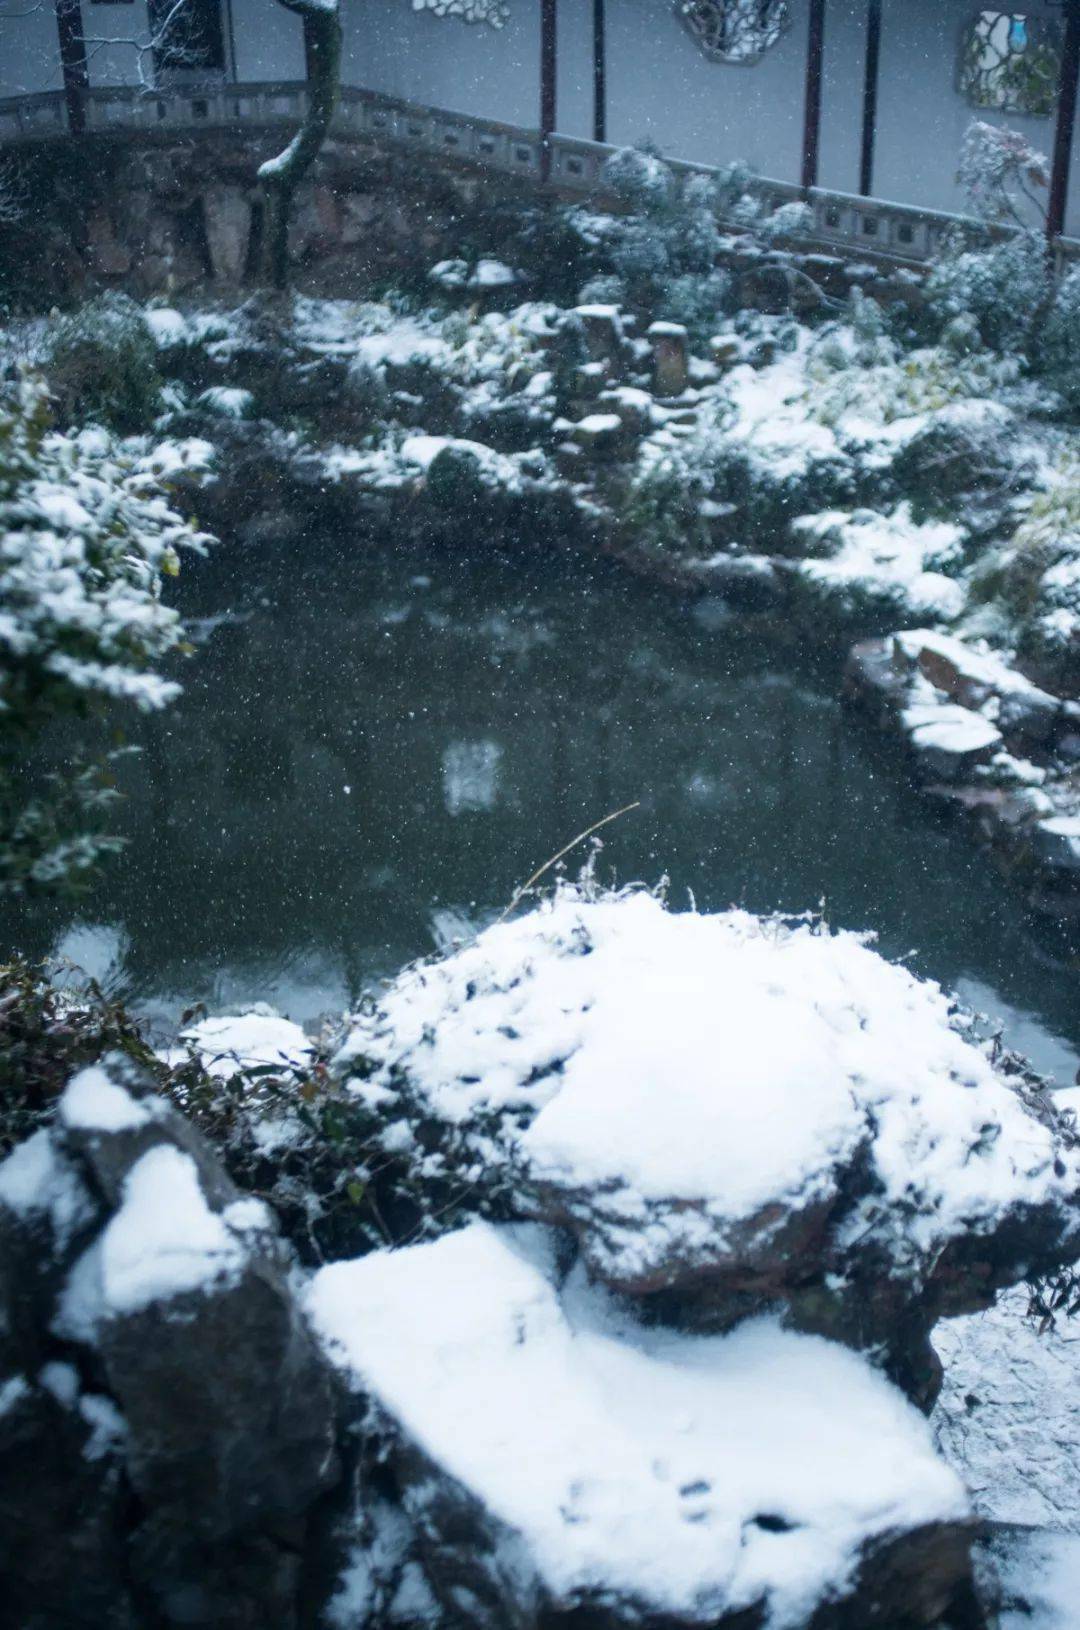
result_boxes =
[958,10,1063,118]
[411,0,509,29]
[674,0,790,65]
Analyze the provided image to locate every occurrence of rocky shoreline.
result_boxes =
[6,888,1080,1627]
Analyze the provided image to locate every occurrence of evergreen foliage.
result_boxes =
[0,376,209,891]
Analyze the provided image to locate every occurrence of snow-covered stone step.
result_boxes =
[308,1220,973,1630]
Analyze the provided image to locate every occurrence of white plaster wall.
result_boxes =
[227,0,304,81]
[873,0,1059,218]
[0,2,64,98]
[341,0,541,128]
[603,0,807,181]
[818,0,867,195]
[556,0,594,138]
[78,0,151,87]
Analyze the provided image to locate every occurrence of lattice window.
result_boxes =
[411,0,509,28]
[675,0,789,64]
[960,11,1063,117]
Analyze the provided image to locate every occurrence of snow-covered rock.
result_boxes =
[180,1006,312,1079]
[0,1060,339,1627]
[336,889,1080,1401]
[793,506,966,622]
[308,1219,974,1630]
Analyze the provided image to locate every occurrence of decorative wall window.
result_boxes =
[411,0,510,28]
[674,0,790,64]
[959,11,1063,117]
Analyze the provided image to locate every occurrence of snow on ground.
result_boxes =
[934,1288,1080,1533]
[308,1220,967,1629]
[981,1528,1080,1629]
[338,889,1076,1287]
[793,505,966,620]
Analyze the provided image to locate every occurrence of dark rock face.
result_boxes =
[0,1377,136,1630]
[0,1059,340,1630]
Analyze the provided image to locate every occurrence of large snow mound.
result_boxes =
[337,890,1078,1294]
[307,1221,968,1628]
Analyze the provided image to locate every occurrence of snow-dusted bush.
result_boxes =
[620,438,715,554]
[0,377,209,890]
[925,229,1046,354]
[987,452,1080,686]
[43,293,162,433]
[600,143,674,213]
[1035,265,1080,413]
[655,268,733,343]
[957,120,1049,226]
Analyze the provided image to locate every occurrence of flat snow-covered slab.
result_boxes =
[307,1221,968,1628]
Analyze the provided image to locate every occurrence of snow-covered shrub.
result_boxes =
[0,954,160,1153]
[761,200,814,242]
[790,504,966,628]
[1034,265,1080,413]
[891,402,1036,527]
[0,377,209,890]
[654,268,733,342]
[610,220,672,299]
[600,144,674,214]
[711,437,854,549]
[984,452,1080,686]
[43,293,162,433]
[924,229,1046,354]
[620,438,714,554]
[576,272,627,308]
[957,120,1049,226]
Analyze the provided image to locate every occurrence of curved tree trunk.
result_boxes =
[257,0,342,290]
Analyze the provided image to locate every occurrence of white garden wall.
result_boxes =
[873,0,1060,219]
[341,0,541,128]
[228,0,305,83]
[0,0,64,99]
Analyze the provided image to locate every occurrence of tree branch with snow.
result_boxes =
[256,0,342,290]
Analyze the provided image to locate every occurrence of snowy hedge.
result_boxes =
[0,376,210,890]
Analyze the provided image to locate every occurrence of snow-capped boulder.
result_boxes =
[0,1060,339,1628]
[307,1220,975,1630]
[336,889,1080,1403]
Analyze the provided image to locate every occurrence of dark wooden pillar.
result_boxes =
[801,0,826,192]
[592,0,606,144]
[859,0,881,196]
[540,0,557,180]
[1048,0,1080,240]
[54,0,88,134]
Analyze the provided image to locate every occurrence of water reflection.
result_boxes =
[7,539,1079,1081]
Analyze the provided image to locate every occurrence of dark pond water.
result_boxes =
[7,538,1080,1082]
